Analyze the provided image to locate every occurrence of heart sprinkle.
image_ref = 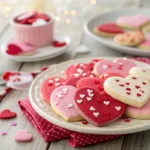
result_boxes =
[56,93,63,98]
[88,93,94,97]
[115,106,121,111]
[77,68,83,74]
[12,122,17,126]
[48,80,53,83]
[119,84,124,87]
[68,104,73,108]
[82,121,88,125]
[140,90,144,93]
[2,132,7,136]
[103,65,108,69]
[62,88,68,93]
[135,85,140,89]
[54,78,60,82]
[82,73,87,76]
[125,82,130,85]
[126,91,131,95]
[137,93,141,97]
[126,88,131,91]
[94,80,100,84]
[87,97,92,101]
[80,94,85,98]
[55,83,60,86]
[90,106,96,111]
[103,101,110,105]
[116,79,119,82]
[87,89,93,93]
[74,73,80,77]
[93,112,99,117]
[142,82,146,85]
[77,100,83,104]
[132,77,137,80]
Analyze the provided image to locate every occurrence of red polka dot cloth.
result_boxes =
[18,99,121,147]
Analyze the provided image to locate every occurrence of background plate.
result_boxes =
[29,57,150,135]
[84,8,150,56]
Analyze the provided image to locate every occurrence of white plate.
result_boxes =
[29,57,150,135]
[84,8,150,56]
[0,36,70,62]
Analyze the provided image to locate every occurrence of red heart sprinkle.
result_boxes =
[135,85,140,89]
[126,88,131,91]
[52,41,66,47]
[0,109,16,119]
[82,121,88,125]
[98,86,103,91]
[118,67,122,70]
[2,72,20,81]
[119,84,124,87]
[132,77,137,80]
[124,119,130,122]
[137,93,141,97]
[126,91,131,95]
[6,44,23,55]
[48,83,53,86]
[142,82,146,85]
[103,112,110,116]
[94,80,100,84]
[125,82,130,85]
[140,90,144,93]
[115,79,119,82]
[96,97,103,103]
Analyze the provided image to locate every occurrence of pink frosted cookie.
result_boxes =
[129,67,150,81]
[50,85,83,121]
[74,87,126,126]
[104,75,150,108]
[40,77,65,104]
[137,39,150,50]
[116,15,149,30]
[65,77,81,87]
[100,72,123,81]
[93,58,136,77]
[125,99,150,119]
[2,71,33,90]
[65,63,93,78]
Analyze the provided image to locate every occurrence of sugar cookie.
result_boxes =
[104,75,150,108]
[74,87,126,126]
[94,23,124,37]
[50,85,83,121]
[142,22,150,32]
[137,39,150,50]
[114,31,144,47]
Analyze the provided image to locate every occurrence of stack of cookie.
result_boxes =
[94,15,150,50]
[40,58,150,127]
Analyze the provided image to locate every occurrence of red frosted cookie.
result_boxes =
[94,23,124,37]
[65,63,93,78]
[65,77,81,87]
[40,77,65,104]
[74,87,126,126]
[76,77,104,92]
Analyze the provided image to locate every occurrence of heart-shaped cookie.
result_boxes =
[116,15,149,29]
[50,85,82,121]
[93,58,136,77]
[40,77,65,104]
[0,109,16,119]
[74,87,126,126]
[15,129,33,142]
[129,67,150,81]
[104,75,150,108]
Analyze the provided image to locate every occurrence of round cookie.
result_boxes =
[116,15,149,30]
[129,67,150,81]
[94,23,124,37]
[93,58,136,77]
[65,77,81,87]
[104,75,150,108]
[74,87,126,126]
[137,39,150,50]
[114,31,144,47]
[65,63,93,78]
[40,77,65,104]
[125,99,150,119]
[50,85,83,122]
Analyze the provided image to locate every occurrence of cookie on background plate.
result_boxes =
[114,31,144,47]
[74,87,126,126]
[104,75,150,108]
[94,23,124,37]
[116,15,149,30]
[137,39,150,50]
[125,99,150,119]
[50,85,83,122]
[142,22,150,32]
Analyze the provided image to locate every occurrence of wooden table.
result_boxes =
[0,1,150,150]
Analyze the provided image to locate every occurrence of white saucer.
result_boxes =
[84,8,150,56]
[29,57,150,135]
[0,36,71,62]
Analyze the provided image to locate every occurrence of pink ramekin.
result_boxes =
[10,13,55,47]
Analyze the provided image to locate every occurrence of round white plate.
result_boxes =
[84,8,150,56]
[29,57,150,135]
[1,36,70,62]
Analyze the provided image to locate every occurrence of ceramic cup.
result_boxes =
[10,13,55,47]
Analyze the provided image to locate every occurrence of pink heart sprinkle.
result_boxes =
[12,122,17,126]
[2,132,7,136]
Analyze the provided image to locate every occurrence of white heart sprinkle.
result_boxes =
[55,78,60,82]
[90,75,94,78]
[74,73,80,77]
[80,64,84,67]
[119,62,123,65]
[87,97,92,101]
[93,112,99,117]
[55,83,60,86]
[82,73,87,76]
[103,74,108,77]
[88,93,94,97]
[90,106,95,111]
[48,80,53,83]
[77,100,82,104]
[56,93,63,98]
[103,65,108,69]
[68,103,73,108]
[87,89,93,93]
[115,106,121,111]
[63,88,68,93]
[80,94,85,98]
[103,101,110,105]
[77,68,83,74]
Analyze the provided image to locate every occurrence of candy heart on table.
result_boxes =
[93,58,136,77]
[104,75,150,108]
[2,71,34,90]
[116,15,149,29]
[14,129,33,142]
[0,109,16,119]
[74,87,126,126]
[52,41,67,47]
[129,67,150,81]
[50,85,83,121]
[40,77,66,104]
[66,63,93,78]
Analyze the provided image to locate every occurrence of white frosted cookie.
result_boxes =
[129,67,150,81]
[104,75,150,108]
[114,31,144,47]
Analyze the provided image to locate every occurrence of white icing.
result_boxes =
[77,99,83,104]
[90,106,95,111]
[115,106,121,111]
[103,101,110,105]
[80,94,85,98]
[87,97,92,101]
[93,112,99,117]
